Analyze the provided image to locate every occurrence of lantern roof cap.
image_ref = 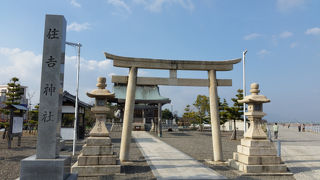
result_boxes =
[238,83,270,104]
[87,77,115,98]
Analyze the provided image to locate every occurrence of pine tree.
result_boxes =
[4,77,22,148]
[162,108,173,120]
[5,77,22,106]
[193,95,210,130]
[218,97,229,125]
[227,89,244,140]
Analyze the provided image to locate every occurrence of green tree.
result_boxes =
[193,95,210,130]
[218,97,229,125]
[3,77,23,148]
[27,103,39,134]
[30,104,39,121]
[182,104,197,126]
[226,89,244,140]
[5,77,22,106]
[162,108,173,120]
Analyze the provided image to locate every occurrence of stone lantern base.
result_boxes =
[71,136,121,180]
[229,138,291,175]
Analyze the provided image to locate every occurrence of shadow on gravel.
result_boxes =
[285,159,320,163]
[168,133,191,136]
[112,138,135,143]
[289,166,320,173]
[6,155,27,162]
[122,165,152,174]
[235,176,268,180]
[281,139,320,143]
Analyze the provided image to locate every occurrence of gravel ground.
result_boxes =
[0,131,155,180]
[0,132,37,180]
[150,130,295,180]
[1,129,295,180]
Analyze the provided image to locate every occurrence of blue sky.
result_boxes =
[0,0,319,123]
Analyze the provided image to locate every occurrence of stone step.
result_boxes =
[71,162,121,177]
[241,139,273,147]
[237,145,276,156]
[86,137,112,146]
[229,160,287,173]
[82,144,113,156]
[233,152,281,165]
[77,153,118,166]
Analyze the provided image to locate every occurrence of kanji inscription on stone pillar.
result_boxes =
[36,15,66,159]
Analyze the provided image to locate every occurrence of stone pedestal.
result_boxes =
[229,138,288,174]
[71,136,120,179]
[20,155,77,180]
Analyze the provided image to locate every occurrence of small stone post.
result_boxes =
[229,83,291,175]
[71,77,121,179]
[157,103,162,137]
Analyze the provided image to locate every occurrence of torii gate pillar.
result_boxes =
[209,70,223,161]
[119,67,137,162]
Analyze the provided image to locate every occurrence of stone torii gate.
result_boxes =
[105,52,241,162]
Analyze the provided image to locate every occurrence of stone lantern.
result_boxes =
[240,83,270,139]
[229,83,290,175]
[86,77,115,137]
[71,77,120,179]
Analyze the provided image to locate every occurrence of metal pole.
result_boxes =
[72,43,81,156]
[66,41,82,156]
[243,49,247,132]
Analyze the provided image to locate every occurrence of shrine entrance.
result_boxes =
[104,52,241,162]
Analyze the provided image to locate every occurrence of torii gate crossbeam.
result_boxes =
[105,52,241,162]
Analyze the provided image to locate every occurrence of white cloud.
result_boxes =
[276,0,306,12]
[134,0,194,13]
[81,59,112,71]
[257,49,270,56]
[70,0,81,7]
[0,47,42,105]
[67,22,90,32]
[243,33,261,40]
[0,47,128,107]
[279,31,293,38]
[290,42,298,48]
[107,0,131,13]
[305,27,320,35]
[0,47,42,83]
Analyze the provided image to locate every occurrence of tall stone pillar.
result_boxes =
[208,70,223,161]
[120,67,137,162]
[20,14,75,180]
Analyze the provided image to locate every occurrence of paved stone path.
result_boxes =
[277,126,320,180]
[132,131,226,179]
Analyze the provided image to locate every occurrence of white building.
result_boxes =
[221,120,249,131]
[0,85,28,105]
